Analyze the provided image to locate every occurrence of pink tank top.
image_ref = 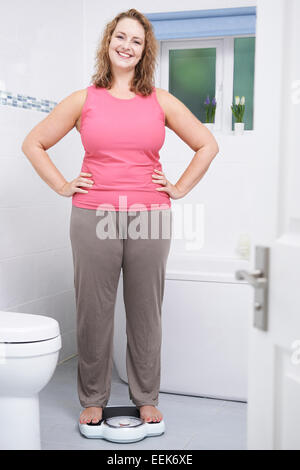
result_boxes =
[72,85,171,211]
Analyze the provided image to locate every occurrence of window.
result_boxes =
[167,41,220,125]
[169,48,216,125]
[233,37,256,130]
[160,35,256,132]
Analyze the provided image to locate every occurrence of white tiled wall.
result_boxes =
[0,0,85,361]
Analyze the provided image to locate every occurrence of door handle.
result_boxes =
[235,246,270,331]
[235,269,267,288]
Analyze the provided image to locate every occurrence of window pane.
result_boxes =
[169,48,216,123]
[233,37,256,130]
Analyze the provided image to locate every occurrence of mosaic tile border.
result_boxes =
[0,90,57,113]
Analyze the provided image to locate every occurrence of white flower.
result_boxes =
[235,96,240,105]
[240,96,246,105]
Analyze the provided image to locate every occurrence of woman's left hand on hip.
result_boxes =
[152,169,184,200]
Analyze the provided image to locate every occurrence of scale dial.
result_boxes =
[104,416,144,428]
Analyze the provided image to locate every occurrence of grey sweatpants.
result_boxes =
[69,206,172,409]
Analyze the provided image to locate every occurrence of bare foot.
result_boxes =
[139,405,163,423]
[79,406,103,424]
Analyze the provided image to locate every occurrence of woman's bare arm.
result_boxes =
[157,88,219,198]
[21,89,88,195]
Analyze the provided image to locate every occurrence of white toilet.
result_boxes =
[0,311,61,450]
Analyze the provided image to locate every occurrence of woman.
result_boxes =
[21,8,219,426]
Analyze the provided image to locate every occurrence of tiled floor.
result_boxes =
[40,357,247,450]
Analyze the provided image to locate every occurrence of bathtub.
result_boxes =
[113,253,252,402]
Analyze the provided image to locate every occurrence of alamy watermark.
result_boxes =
[93,197,205,251]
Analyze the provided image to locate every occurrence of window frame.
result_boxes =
[157,34,256,133]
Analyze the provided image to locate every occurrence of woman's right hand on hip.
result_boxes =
[58,172,94,197]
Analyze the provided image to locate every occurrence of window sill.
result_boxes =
[209,129,255,137]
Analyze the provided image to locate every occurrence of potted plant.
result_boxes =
[231,96,245,135]
[204,96,217,130]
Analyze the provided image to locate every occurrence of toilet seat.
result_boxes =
[0,312,61,357]
[0,336,62,358]
[0,311,60,343]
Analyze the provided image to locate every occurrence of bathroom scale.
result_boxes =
[78,406,165,443]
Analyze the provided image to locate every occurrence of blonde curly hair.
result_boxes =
[91,8,159,97]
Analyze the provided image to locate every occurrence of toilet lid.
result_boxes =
[0,311,60,343]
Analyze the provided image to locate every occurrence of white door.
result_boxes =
[243,0,300,450]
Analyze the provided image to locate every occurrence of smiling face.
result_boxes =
[108,17,145,73]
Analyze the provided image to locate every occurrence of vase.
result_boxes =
[204,123,215,131]
[234,122,245,135]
